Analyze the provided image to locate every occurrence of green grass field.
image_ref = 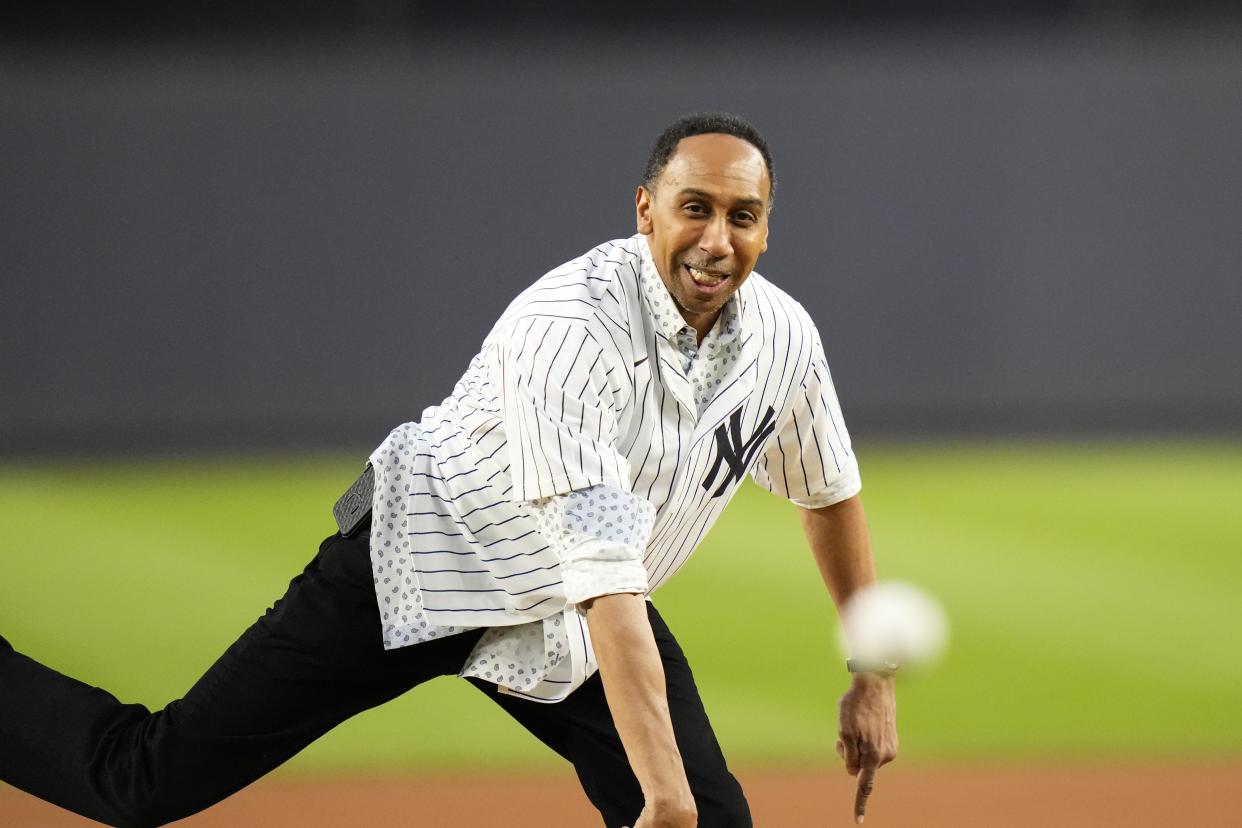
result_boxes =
[2,441,1239,773]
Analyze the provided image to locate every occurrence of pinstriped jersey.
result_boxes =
[366,233,860,700]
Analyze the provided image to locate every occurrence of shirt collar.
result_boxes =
[637,234,744,348]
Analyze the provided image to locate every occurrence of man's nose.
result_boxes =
[699,215,733,259]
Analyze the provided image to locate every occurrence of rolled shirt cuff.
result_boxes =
[559,537,650,606]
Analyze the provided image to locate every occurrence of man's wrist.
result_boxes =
[643,783,697,822]
[846,657,899,677]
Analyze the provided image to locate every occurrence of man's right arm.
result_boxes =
[527,487,694,826]
[499,317,693,823]
[583,592,697,828]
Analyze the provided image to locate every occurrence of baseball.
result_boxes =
[839,581,948,671]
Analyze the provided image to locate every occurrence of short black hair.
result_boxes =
[642,112,776,201]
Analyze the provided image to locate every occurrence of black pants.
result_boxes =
[0,525,750,828]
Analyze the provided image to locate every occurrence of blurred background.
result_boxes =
[4,0,1241,451]
[2,2,1240,825]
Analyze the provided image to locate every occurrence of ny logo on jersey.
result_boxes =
[701,405,777,498]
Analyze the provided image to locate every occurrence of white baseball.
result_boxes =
[839,580,948,670]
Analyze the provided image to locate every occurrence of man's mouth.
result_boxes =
[684,264,728,288]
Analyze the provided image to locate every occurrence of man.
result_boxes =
[0,112,897,828]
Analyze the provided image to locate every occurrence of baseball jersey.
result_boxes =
[366,233,860,701]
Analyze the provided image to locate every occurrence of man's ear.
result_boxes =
[635,185,654,235]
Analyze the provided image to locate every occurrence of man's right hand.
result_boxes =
[626,795,698,828]
[584,592,697,828]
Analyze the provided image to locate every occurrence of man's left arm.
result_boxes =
[747,321,895,820]
[799,494,897,824]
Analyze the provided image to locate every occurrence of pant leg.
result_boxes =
[0,527,485,828]
[469,601,751,828]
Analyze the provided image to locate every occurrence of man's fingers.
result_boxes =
[841,735,862,776]
[853,765,877,824]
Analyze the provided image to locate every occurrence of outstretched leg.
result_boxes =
[0,527,483,828]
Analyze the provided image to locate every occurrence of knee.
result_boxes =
[705,802,752,828]
[95,785,168,827]
[696,778,752,828]
[112,806,162,828]
[92,714,190,828]
[110,791,190,828]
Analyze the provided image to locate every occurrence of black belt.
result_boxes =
[333,464,375,537]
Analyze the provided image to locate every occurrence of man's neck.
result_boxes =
[680,309,719,345]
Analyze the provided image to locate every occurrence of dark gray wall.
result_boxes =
[3,26,1240,454]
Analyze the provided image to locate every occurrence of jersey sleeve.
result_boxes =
[499,316,631,502]
[751,332,861,508]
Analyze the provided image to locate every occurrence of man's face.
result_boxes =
[636,133,771,335]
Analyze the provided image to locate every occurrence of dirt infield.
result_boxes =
[3,763,1239,827]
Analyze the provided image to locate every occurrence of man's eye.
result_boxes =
[734,212,757,224]
[684,204,707,215]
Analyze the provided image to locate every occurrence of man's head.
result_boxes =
[636,112,774,338]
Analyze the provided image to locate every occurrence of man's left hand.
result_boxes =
[836,673,897,824]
